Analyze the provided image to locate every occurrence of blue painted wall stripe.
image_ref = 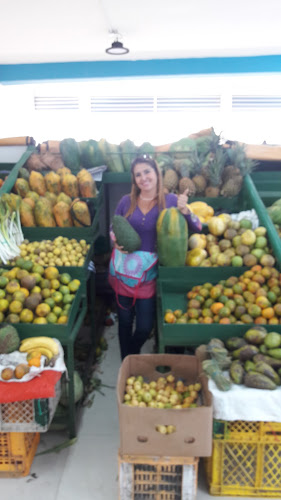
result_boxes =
[1,55,281,83]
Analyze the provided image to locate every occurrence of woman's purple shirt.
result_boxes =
[114,193,202,252]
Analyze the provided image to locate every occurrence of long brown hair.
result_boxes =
[125,155,166,217]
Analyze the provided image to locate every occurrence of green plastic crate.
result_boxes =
[156,267,281,352]
[16,235,95,280]
[2,267,86,343]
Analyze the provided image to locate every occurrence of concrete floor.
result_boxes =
[0,323,267,499]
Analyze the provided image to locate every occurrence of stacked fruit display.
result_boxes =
[7,237,90,268]
[11,166,93,227]
[123,374,202,409]
[186,214,274,268]
[0,262,80,324]
[203,329,281,390]
[164,265,281,325]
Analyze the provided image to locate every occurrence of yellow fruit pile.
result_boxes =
[8,237,90,267]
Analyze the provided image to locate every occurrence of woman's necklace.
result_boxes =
[139,194,156,201]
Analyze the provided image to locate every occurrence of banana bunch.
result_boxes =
[19,336,59,361]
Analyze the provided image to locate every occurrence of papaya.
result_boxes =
[61,174,79,198]
[44,171,61,195]
[29,171,46,196]
[53,202,73,227]
[34,198,56,227]
[157,207,188,267]
[20,200,36,227]
[77,169,97,198]
[14,178,29,197]
[70,199,91,227]
[112,215,141,253]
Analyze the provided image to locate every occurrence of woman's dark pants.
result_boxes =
[117,295,156,360]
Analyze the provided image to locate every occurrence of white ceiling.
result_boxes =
[1,0,281,64]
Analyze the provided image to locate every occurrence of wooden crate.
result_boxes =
[118,451,198,499]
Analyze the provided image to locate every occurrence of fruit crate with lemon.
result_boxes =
[156,266,281,352]
[205,419,281,497]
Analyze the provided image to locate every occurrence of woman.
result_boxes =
[109,155,202,360]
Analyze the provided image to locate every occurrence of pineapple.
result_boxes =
[192,175,207,194]
[179,177,196,195]
[220,143,257,197]
[204,147,226,197]
[220,176,243,197]
[163,169,179,191]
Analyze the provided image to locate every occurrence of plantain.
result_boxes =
[20,337,59,356]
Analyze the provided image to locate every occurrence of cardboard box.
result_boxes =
[117,354,213,457]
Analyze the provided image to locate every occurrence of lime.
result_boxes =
[0,276,8,288]
[51,279,60,290]
[59,285,70,295]
[0,299,9,312]
[21,260,34,272]
[52,291,63,304]
[33,317,48,324]
[63,293,75,305]
[46,312,58,324]
[0,289,6,299]
[68,279,81,293]
[53,306,63,317]
[60,273,71,285]
[44,297,55,309]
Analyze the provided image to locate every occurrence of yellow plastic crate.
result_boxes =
[0,432,40,478]
[118,451,198,500]
[213,419,281,443]
[205,420,281,497]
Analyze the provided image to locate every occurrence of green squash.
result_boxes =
[157,207,188,267]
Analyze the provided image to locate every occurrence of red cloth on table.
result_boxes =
[0,371,62,403]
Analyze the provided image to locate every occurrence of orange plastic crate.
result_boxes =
[0,432,40,478]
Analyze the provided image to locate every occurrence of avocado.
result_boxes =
[112,215,141,253]
[232,345,259,361]
[229,360,245,384]
[244,372,277,390]
[244,327,267,345]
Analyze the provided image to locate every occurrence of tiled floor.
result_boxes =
[0,323,267,499]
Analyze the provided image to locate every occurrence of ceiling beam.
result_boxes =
[1,55,281,84]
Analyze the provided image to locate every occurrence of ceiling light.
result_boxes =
[105,39,129,55]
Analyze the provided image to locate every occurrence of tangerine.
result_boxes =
[164,312,176,323]
[219,317,231,324]
[255,316,267,324]
[210,302,224,315]
[261,307,275,319]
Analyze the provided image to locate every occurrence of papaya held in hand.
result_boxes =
[112,215,141,253]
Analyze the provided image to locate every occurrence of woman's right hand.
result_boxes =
[114,241,128,254]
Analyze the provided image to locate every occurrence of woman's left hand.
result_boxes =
[177,189,190,215]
